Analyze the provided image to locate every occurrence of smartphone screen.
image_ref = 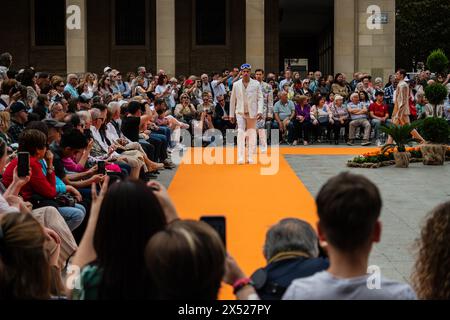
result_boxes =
[17,152,30,177]
[200,216,226,248]
[97,160,106,175]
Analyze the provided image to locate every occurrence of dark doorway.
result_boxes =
[279,0,334,76]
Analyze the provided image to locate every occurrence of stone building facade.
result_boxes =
[0,0,395,81]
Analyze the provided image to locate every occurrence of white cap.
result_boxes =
[104,66,112,73]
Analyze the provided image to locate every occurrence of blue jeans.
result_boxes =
[155,126,172,147]
[58,203,86,231]
[371,119,392,140]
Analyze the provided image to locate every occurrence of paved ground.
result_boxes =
[285,154,450,283]
[159,146,450,284]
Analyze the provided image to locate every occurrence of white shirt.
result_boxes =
[211,80,227,103]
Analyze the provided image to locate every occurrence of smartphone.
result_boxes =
[97,160,106,175]
[17,152,30,178]
[200,216,226,248]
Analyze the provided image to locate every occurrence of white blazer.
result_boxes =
[230,78,264,118]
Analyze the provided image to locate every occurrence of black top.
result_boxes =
[50,143,66,179]
[120,116,140,142]
[251,257,329,300]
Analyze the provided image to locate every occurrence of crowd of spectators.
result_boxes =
[0,51,449,300]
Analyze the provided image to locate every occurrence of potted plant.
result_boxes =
[426,49,449,76]
[380,123,418,168]
[419,117,450,165]
[424,83,448,117]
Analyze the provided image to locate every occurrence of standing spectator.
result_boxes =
[210,72,228,103]
[279,70,293,91]
[250,218,329,300]
[331,73,350,101]
[0,52,12,81]
[347,93,371,146]
[64,74,79,99]
[384,79,397,118]
[412,201,450,300]
[283,172,416,300]
[369,91,391,146]
[255,69,274,153]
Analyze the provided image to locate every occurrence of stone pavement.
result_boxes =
[285,154,450,284]
[159,146,450,285]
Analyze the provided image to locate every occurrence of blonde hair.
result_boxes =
[0,111,11,132]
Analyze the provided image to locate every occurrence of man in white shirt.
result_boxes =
[230,64,263,164]
[211,72,228,103]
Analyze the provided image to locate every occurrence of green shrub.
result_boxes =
[426,49,449,74]
[420,117,450,144]
[380,123,419,152]
[425,83,448,106]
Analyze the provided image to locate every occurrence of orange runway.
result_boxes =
[167,147,377,299]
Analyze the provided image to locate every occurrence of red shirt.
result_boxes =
[369,102,389,118]
[2,157,57,201]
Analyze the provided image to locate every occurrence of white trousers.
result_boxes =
[236,114,257,161]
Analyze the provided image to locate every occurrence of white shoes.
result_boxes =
[237,158,245,165]
[260,147,267,154]
[376,139,382,147]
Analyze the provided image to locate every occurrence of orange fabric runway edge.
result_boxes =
[167,146,378,299]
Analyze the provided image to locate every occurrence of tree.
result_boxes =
[396,0,450,71]
[426,49,449,75]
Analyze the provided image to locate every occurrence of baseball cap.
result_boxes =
[240,63,252,71]
[10,102,28,114]
[375,90,384,96]
[104,66,112,73]
[43,119,65,128]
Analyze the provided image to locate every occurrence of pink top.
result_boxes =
[62,157,86,173]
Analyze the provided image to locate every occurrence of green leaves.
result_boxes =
[426,49,449,74]
[424,83,449,106]
[419,117,450,144]
[396,0,450,70]
[380,122,419,152]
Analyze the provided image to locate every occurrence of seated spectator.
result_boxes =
[64,74,79,99]
[329,95,350,144]
[121,101,174,168]
[250,218,329,300]
[49,77,65,102]
[49,101,66,122]
[0,79,18,109]
[153,99,188,149]
[412,201,450,300]
[0,111,12,146]
[347,93,372,146]
[214,94,235,134]
[90,106,145,180]
[292,95,311,146]
[369,91,391,146]
[0,212,63,299]
[2,129,86,231]
[70,178,169,299]
[145,220,225,300]
[0,137,77,269]
[283,172,416,300]
[196,91,215,131]
[174,93,197,126]
[415,92,427,119]
[310,95,333,143]
[7,102,28,143]
[273,91,296,143]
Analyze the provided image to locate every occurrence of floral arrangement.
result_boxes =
[347,146,450,168]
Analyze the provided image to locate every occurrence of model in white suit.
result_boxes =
[229,64,264,164]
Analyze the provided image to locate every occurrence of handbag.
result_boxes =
[54,193,76,207]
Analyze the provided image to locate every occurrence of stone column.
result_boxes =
[66,0,87,74]
[334,0,356,77]
[356,0,395,83]
[246,0,265,70]
[156,0,176,76]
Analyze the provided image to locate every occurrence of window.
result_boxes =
[115,0,146,46]
[34,0,65,46]
[196,0,227,45]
